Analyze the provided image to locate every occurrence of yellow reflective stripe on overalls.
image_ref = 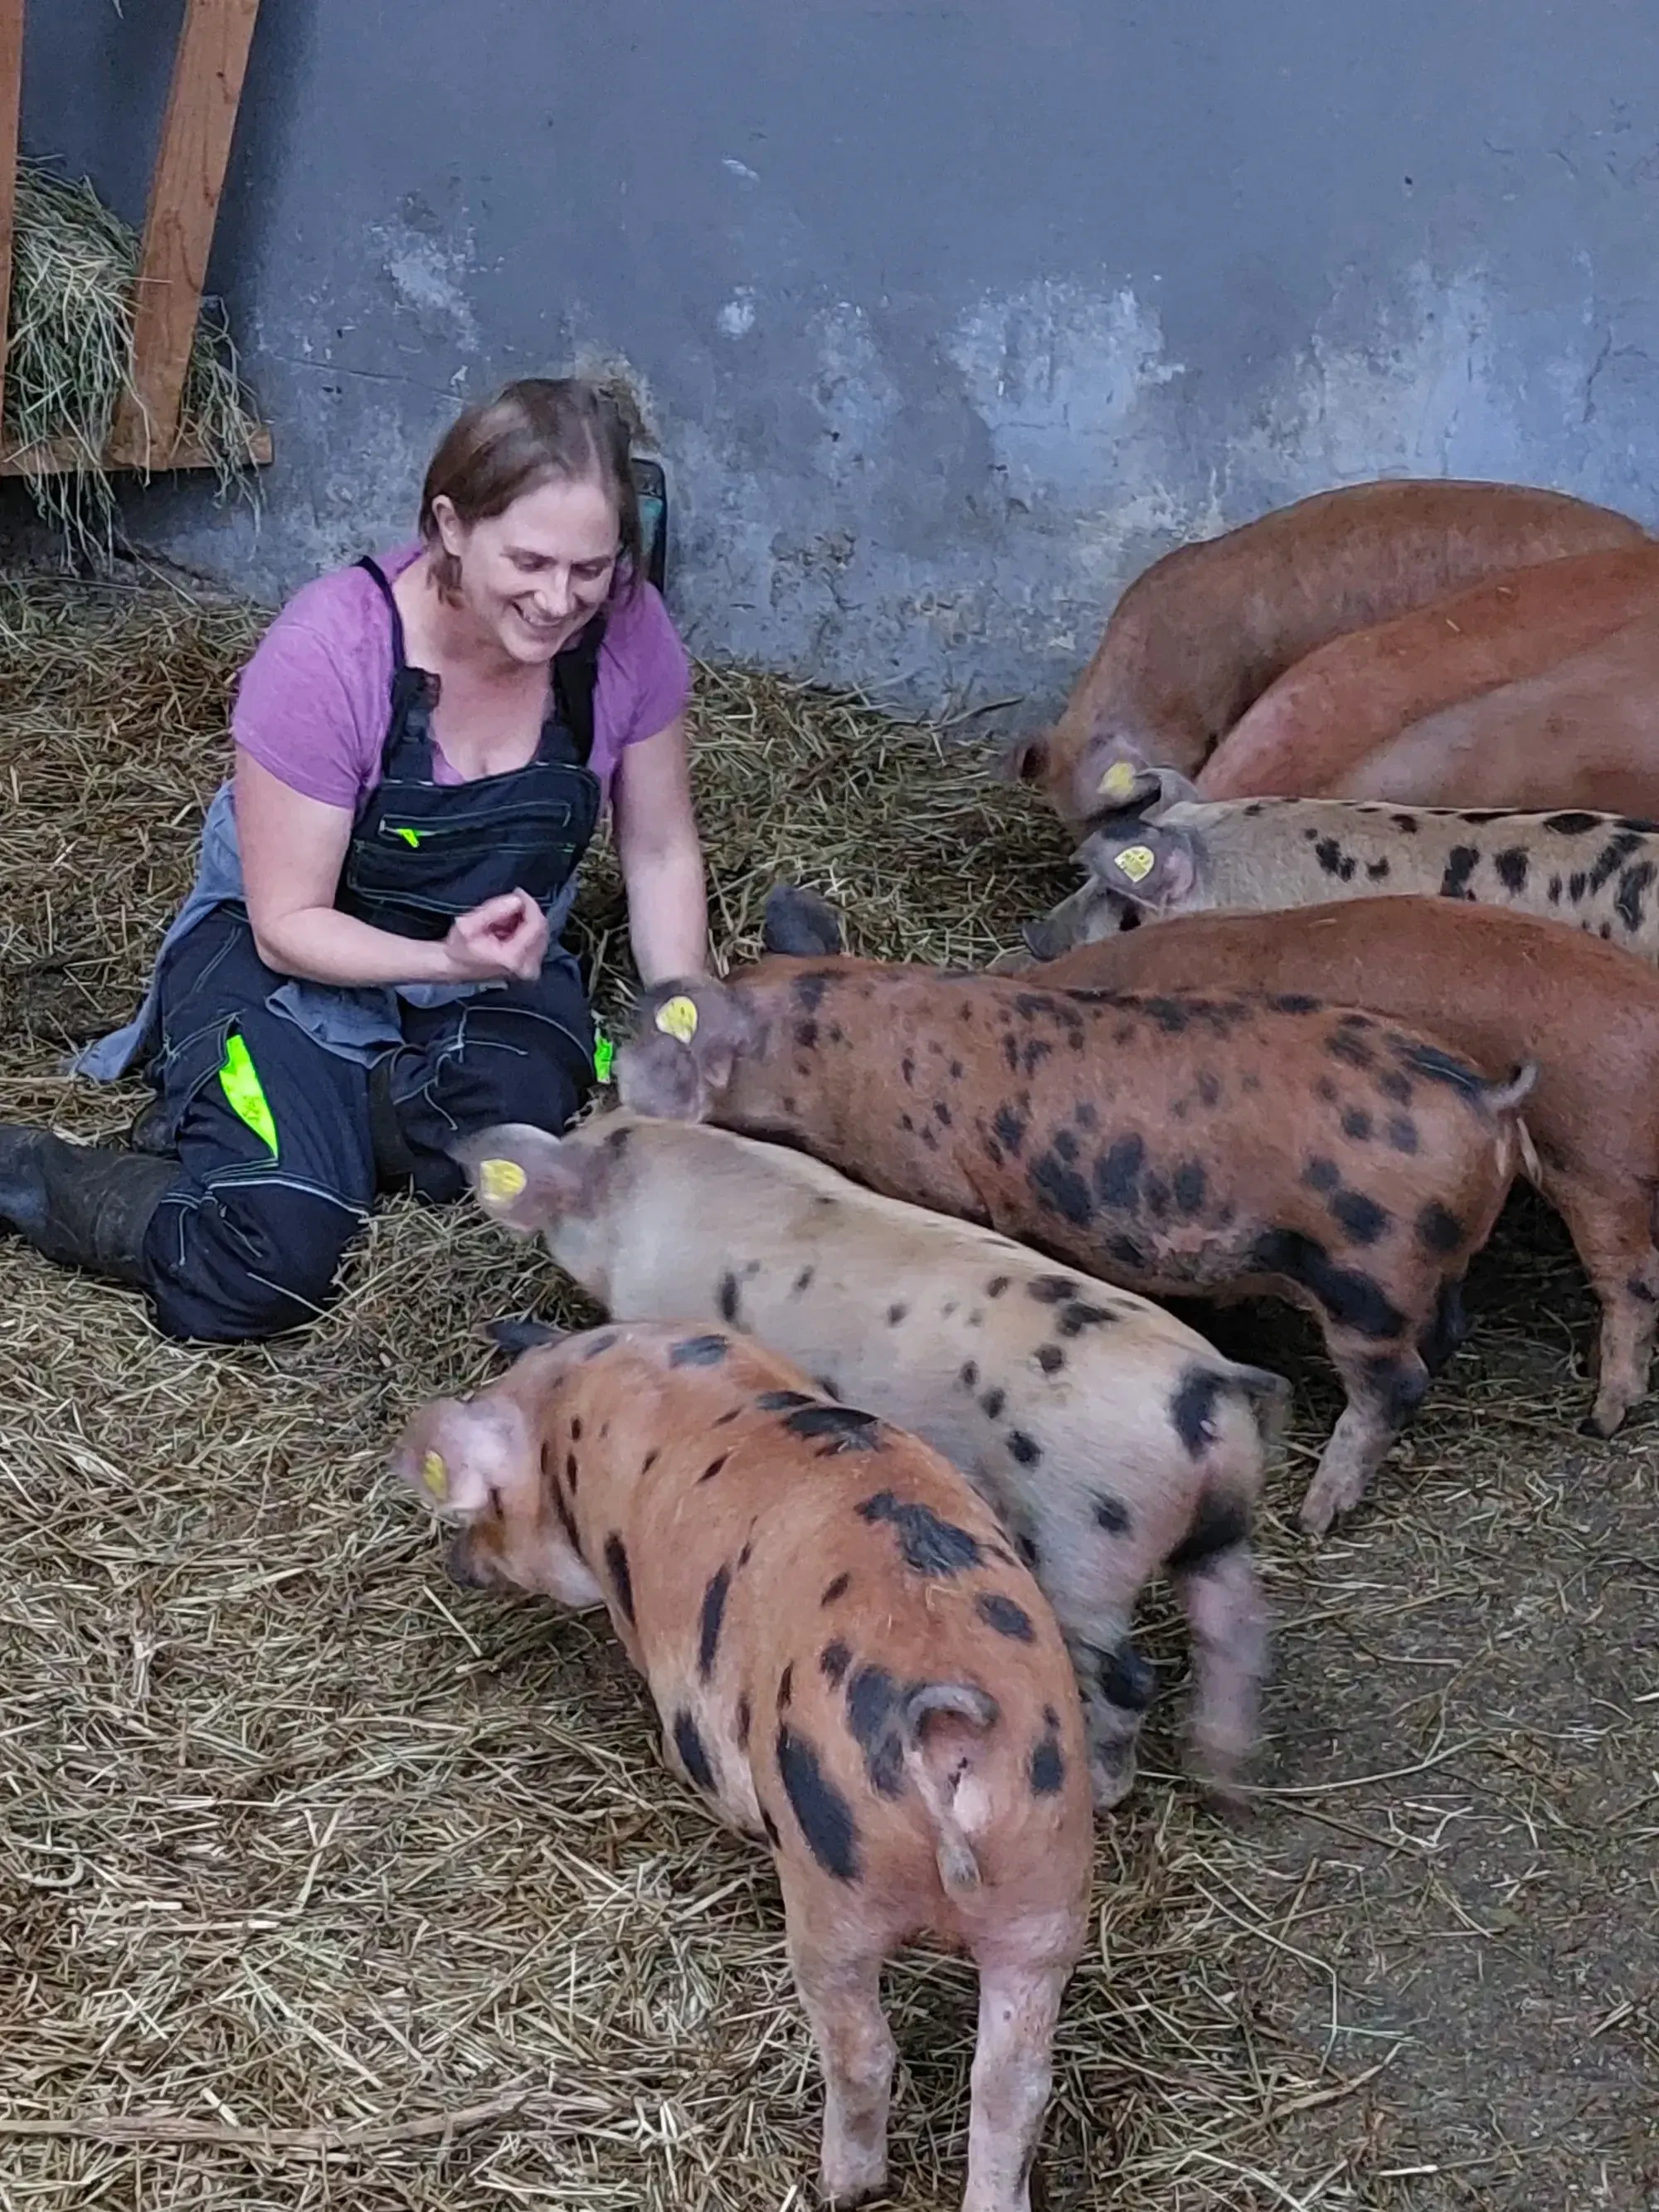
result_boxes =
[219,1029,278,1155]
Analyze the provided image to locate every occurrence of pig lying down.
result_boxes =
[611,888,1537,1535]
[1023,778,1659,962]
[394,1320,1092,2212]
[1010,479,1647,824]
[1198,548,1659,814]
[458,1110,1285,1809]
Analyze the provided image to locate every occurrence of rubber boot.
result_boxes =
[0,1125,179,1284]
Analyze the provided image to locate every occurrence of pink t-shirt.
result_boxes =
[231,542,691,810]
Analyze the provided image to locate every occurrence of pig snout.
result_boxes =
[1022,912,1071,962]
[443,1529,499,1591]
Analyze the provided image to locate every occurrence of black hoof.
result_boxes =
[484,1315,562,1358]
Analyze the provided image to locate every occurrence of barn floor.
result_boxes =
[1,570,1654,2212]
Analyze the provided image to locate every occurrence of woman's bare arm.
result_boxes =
[235,751,546,986]
[611,715,709,984]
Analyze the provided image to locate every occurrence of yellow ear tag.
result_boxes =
[1112,844,1156,885]
[421,1450,448,1499]
[1097,759,1140,801]
[479,1157,527,1203]
[655,994,699,1044]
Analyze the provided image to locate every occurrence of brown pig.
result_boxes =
[1007,479,1647,824]
[1019,894,1659,1439]
[1199,547,1659,812]
[393,1320,1092,2212]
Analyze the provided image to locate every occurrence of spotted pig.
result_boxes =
[1003,480,1647,824]
[455,1110,1287,1809]
[613,887,1537,1536]
[393,1321,1092,2212]
[1024,894,1659,1441]
[1036,774,1659,964]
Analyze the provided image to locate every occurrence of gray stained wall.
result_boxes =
[21,0,1659,724]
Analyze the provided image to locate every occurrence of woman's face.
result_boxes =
[436,474,620,665]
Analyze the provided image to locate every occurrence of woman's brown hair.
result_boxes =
[418,377,644,601]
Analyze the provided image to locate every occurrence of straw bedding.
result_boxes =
[2,569,1655,2210]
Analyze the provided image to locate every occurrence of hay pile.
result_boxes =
[2,571,1654,2210]
[3,163,263,562]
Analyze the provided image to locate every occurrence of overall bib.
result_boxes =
[138,560,606,1342]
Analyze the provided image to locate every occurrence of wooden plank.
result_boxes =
[107,0,261,468]
[0,422,273,477]
[0,0,24,429]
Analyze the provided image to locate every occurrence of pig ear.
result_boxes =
[1075,735,1160,817]
[390,1395,530,1519]
[450,1121,595,1234]
[615,983,759,1119]
[762,883,845,957]
[1146,765,1202,813]
[1082,824,1194,913]
[615,1028,703,1119]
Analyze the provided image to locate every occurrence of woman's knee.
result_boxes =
[400,1033,590,1204]
[143,1180,366,1343]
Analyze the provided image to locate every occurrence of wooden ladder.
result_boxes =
[0,0,273,479]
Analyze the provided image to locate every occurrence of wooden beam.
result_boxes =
[0,0,24,430]
[107,0,261,469]
[0,422,272,477]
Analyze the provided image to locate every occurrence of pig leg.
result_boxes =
[962,1947,1073,2212]
[1580,1277,1658,1437]
[1298,1333,1432,1537]
[1173,1542,1267,1808]
[1069,1629,1155,1810]
[1029,1529,1151,1807]
[786,1931,896,2207]
[1554,1194,1659,1436]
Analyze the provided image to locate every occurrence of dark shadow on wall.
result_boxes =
[19,0,180,220]
[202,0,323,314]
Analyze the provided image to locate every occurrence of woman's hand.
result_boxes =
[236,751,547,989]
[438,890,548,984]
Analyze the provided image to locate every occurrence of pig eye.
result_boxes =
[486,1485,504,1519]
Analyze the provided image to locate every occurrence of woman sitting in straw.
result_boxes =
[0,377,707,1339]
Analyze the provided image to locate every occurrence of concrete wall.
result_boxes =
[20,0,1659,723]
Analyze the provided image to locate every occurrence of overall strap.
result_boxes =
[356,556,411,671]
[549,612,606,769]
[356,556,428,780]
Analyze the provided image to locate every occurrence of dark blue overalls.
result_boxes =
[136,560,603,1340]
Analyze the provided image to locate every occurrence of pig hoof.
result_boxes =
[1197,1776,1254,1828]
[1578,1405,1625,1440]
[483,1314,562,1358]
[820,2156,888,2208]
[1089,1751,1137,1811]
[1297,1488,1340,1539]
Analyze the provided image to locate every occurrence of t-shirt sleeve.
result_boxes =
[610,582,693,750]
[231,617,377,810]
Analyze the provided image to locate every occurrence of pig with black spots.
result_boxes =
[393,1320,1092,2212]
